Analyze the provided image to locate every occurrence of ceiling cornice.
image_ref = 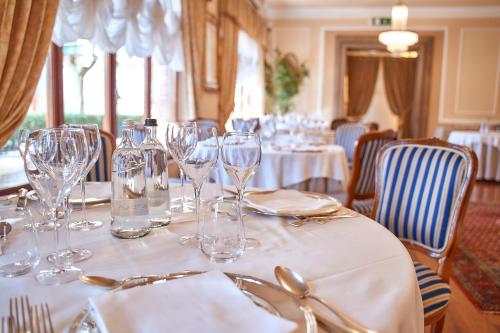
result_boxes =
[266,6,500,19]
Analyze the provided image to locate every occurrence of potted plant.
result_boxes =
[265,50,309,115]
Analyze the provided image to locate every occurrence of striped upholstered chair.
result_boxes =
[86,129,116,182]
[335,123,369,164]
[372,138,477,333]
[343,130,398,215]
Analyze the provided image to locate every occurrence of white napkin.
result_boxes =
[70,182,111,203]
[88,271,298,333]
[245,189,336,214]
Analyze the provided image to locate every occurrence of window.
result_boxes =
[151,58,177,145]
[0,42,179,192]
[116,49,146,137]
[62,39,105,127]
[232,31,265,122]
[0,61,49,190]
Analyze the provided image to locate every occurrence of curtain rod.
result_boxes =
[346,50,418,59]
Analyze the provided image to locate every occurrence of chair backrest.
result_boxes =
[372,138,477,260]
[330,117,351,130]
[345,130,398,207]
[232,118,260,132]
[364,122,379,131]
[335,123,369,162]
[195,119,219,132]
[87,129,116,182]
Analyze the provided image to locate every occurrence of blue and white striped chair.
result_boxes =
[372,138,477,333]
[344,130,398,215]
[87,129,116,182]
[335,123,369,164]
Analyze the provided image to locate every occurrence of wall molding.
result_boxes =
[267,6,500,20]
[453,28,500,118]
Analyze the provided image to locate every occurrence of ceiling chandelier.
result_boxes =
[378,1,419,54]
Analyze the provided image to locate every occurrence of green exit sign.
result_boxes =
[372,17,392,26]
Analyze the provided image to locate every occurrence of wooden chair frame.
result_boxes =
[345,130,398,208]
[371,137,478,331]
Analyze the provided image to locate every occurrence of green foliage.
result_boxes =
[265,50,309,115]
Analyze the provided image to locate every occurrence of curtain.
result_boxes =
[218,17,239,131]
[180,0,205,119]
[0,0,58,147]
[52,0,184,70]
[220,0,267,49]
[383,57,417,137]
[346,56,379,118]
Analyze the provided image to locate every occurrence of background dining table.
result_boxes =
[0,183,423,333]
[214,144,350,193]
[448,130,500,181]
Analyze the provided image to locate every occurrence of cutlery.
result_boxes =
[1,316,14,333]
[274,266,375,333]
[0,221,12,256]
[15,188,29,212]
[32,303,54,333]
[9,296,32,333]
[80,274,168,290]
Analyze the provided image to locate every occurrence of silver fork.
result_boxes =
[32,304,54,333]
[1,316,14,333]
[9,296,32,333]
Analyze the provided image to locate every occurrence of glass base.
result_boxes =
[150,217,171,228]
[0,258,39,277]
[111,227,151,239]
[35,266,82,286]
[245,237,260,250]
[69,219,104,231]
[24,222,59,232]
[178,234,201,248]
[47,248,93,265]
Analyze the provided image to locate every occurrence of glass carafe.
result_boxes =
[111,120,151,238]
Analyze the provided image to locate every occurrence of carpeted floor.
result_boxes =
[452,203,500,314]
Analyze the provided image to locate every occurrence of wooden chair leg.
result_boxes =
[430,316,446,333]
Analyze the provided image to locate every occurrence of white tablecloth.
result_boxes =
[214,145,350,191]
[273,130,336,146]
[0,184,423,333]
[448,130,500,181]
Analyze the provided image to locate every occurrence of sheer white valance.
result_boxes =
[52,0,184,71]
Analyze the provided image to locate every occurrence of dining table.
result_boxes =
[448,130,500,181]
[214,144,350,192]
[0,183,423,333]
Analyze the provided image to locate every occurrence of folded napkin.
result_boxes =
[70,182,111,204]
[89,271,297,333]
[246,189,336,214]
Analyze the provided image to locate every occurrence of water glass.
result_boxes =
[201,200,245,263]
[0,211,40,277]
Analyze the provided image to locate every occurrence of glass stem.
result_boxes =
[194,185,202,239]
[80,178,87,223]
[180,168,185,207]
[237,188,244,221]
[51,209,62,270]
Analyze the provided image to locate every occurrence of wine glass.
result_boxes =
[24,128,88,285]
[165,122,197,212]
[180,126,219,247]
[63,124,102,231]
[221,132,261,249]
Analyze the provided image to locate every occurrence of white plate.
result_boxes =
[244,190,341,217]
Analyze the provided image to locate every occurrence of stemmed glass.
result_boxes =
[180,126,219,246]
[64,124,102,231]
[221,132,262,249]
[165,122,197,213]
[23,128,88,285]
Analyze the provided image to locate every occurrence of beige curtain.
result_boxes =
[180,0,205,118]
[0,0,58,147]
[383,57,417,137]
[218,16,239,131]
[220,0,267,49]
[346,56,379,118]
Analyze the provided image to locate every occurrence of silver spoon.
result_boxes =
[80,275,123,289]
[0,221,13,256]
[274,266,376,333]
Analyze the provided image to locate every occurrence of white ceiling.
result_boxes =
[267,0,500,8]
